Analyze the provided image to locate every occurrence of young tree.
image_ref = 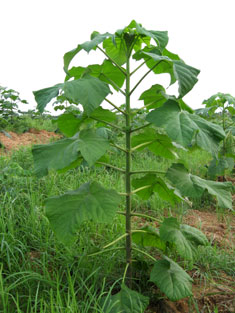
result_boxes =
[32,21,232,309]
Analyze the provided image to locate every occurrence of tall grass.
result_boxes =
[0,145,233,312]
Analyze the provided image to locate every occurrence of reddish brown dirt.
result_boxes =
[0,129,60,153]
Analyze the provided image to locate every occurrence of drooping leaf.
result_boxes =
[33,84,63,113]
[146,99,225,155]
[166,163,232,209]
[132,174,183,205]
[63,32,113,73]
[142,51,200,97]
[159,217,208,260]
[131,128,178,159]
[32,129,110,176]
[208,156,234,179]
[45,182,121,244]
[64,76,111,115]
[150,256,193,301]
[101,284,149,313]
[132,226,166,250]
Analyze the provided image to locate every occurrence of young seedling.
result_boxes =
[32,21,232,310]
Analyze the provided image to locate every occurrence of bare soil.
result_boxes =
[0,129,60,153]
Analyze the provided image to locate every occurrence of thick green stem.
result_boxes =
[125,54,132,287]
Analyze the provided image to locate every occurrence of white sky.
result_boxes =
[1,0,235,112]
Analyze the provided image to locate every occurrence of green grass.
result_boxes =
[0,145,234,312]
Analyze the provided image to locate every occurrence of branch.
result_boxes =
[89,117,123,132]
[87,247,125,257]
[130,123,151,133]
[97,46,126,76]
[117,211,161,223]
[101,74,126,96]
[130,60,146,76]
[131,141,155,152]
[132,247,156,262]
[103,233,128,249]
[110,143,128,153]
[131,185,152,194]
[130,60,164,96]
[105,98,126,115]
[96,162,125,173]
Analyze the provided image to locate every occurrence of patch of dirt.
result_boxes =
[0,129,60,153]
[183,209,235,249]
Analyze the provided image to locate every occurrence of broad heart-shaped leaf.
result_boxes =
[63,76,111,116]
[33,84,63,113]
[63,32,113,73]
[166,163,232,209]
[132,226,166,250]
[32,129,110,176]
[101,284,149,313]
[160,217,208,260]
[34,76,111,114]
[203,92,235,108]
[150,256,193,301]
[132,174,183,205]
[45,182,121,244]
[131,128,178,159]
[146,99,225,155]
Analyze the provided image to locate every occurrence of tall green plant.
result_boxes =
[200,93,235,179]
[32,21,232,309]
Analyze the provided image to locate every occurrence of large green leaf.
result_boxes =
[142,51,200,97]
[56,113,87,137]
[160,217,208,260]
[139,84,166,110]
[150,256,193,301]
[32,129,110,176]
[103,37,127,66]
[166,163,232,209]
[88,60,126,90]
[34,76,111,114]
[131,128,178,159]
[102,284,149,313]
[132,174,183,205]
[63,32,113,73]
[89,106,117,122]
[45,182,121,244]
[132,226,166,250]
[33,84,63,113]
[63,76,111,115]
[146,99,225,155]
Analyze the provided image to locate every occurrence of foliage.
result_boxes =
[197,92,235,179]
[32,20,232,307]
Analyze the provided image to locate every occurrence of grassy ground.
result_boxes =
[0,143,234,312]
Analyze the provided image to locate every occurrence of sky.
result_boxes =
[1,0,235,113]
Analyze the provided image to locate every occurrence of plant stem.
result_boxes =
[122,263,129,284]
[130,61,164,96]
[103,233,128,249]
[130,61,146,76]
[130,123,151,133]
[131,140,155,152]
[95,162,126,173]
[110,143,127,153]
[132,247,156,262]
[125,54,132,287]
[131,185,151,194]
[87,247,125,257]
[89,117,123,132]
[101,74,126,96]
[105,98,126,115]
[117,211,161,223]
